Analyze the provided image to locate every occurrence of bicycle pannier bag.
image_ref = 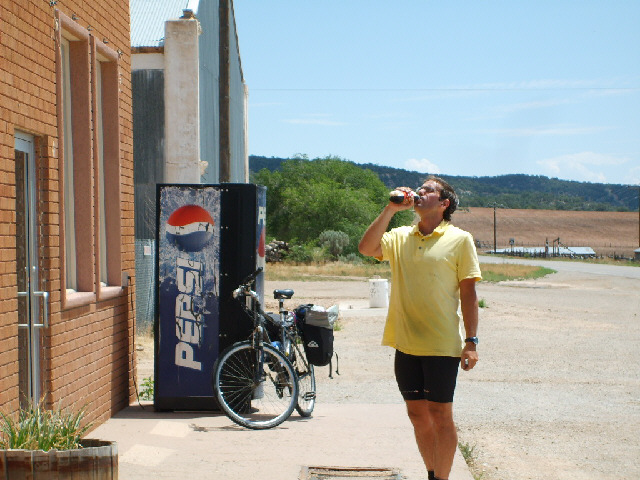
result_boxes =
[295,305,334,367]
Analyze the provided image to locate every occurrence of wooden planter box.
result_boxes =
[0,439,117,479]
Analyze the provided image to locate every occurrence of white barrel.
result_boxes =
[369,279,389,308]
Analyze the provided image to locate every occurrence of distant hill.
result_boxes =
[249,155,638,212]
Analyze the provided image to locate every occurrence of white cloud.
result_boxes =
[536,152,629,183]
[626,165,640,186]
[283,113,347,126]
[479,125,614,137]
[496,98,573,115]
[249,102,283,107]
[404,158,441,174]
[283,118,347,126]
[470,78,627,91]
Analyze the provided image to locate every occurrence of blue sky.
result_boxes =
[232,1,640,185]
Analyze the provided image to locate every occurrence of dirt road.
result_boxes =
[262,261,640,480]
[136,259,639,479]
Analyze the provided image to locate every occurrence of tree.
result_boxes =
[252,156,413,255]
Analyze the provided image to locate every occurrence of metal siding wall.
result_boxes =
[133,69,165,240]
[198,0,221,183]
[135,239,157,330]
[228,4,247,183]
[132,69,165,332]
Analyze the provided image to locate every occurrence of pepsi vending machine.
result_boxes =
[154,183,266,410]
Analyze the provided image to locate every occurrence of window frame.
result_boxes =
[55,11,124,309]
[91,36,123,301]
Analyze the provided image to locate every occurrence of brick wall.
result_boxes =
[0,0,135,429]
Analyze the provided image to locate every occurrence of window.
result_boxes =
[92,37,122,298]
[60,37,78,291]
[56,11,123,307]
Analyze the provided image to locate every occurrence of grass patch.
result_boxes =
[265,262,392,281]
[458,441,485,480]
[481,264,555,283]
[0,402,91,451]
[265,261,555,283]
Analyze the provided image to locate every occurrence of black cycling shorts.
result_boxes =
[394,350,461,403]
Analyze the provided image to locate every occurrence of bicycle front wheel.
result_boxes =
[291,342,316,417]
[212,341,298,429]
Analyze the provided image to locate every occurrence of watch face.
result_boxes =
[466,337,478,344]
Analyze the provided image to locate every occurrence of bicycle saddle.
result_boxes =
[273,289,294,299]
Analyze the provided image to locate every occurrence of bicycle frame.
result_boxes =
[232,272,270,387]
[232,269,312,382]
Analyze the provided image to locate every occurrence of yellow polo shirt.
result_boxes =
[379,221,482,357]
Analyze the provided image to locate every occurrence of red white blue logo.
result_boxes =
[166,205,215,252]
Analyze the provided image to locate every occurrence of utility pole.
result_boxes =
[637,186,640,248]
[219,0,230,182]
[493,204,497,254]
[489,203,505,254]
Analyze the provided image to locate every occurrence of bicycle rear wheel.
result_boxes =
[291,342,316,417]
[212,341,298,429]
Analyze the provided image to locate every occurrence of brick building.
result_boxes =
[0,0,136,428]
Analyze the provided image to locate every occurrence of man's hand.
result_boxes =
[391,186,416,210]
[461,344,478,371]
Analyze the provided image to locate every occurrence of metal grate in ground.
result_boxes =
[299,466,403,480]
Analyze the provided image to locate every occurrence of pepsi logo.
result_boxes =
[166,205,215,252]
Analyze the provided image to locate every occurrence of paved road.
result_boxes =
[478,254,640,279]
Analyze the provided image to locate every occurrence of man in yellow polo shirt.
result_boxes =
[359,176,481,480]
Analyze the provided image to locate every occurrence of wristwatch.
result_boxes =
[464,336,479,345]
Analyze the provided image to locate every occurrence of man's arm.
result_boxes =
[459,277,479,371]
[359,192,414,258]
[358,206,396,258]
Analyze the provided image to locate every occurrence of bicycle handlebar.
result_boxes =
[232,267,264,300]
[239,267,263,287]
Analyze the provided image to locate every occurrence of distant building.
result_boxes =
[130,0,248,328]
[490,246,596,258]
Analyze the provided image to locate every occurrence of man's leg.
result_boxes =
[405,400,457,480]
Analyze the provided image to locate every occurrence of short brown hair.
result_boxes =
[425,175,458,221]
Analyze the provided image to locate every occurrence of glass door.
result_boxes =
[15,131,49,407]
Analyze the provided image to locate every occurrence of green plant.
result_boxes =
[284,243,315,263]
[459,441,476,463]
[338,252,364,264]
[478,298,487,308]
[140,377,155,401]
[458,441,485,480]
[318,230,350,259]
[0,402,91,451]
[481,264,555,282]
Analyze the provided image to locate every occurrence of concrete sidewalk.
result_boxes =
[94,295,475,479]
[91,401,474,480]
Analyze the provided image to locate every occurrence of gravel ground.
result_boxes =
[137,263,640,480]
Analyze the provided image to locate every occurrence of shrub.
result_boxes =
[319,230,350,259]
[0,402,91,451]
[338,253,364,264]
[284,243,315,263]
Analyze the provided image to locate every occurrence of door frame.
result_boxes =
[15,131,49,406]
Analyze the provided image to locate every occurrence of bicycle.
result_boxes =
[211,268,316,429]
